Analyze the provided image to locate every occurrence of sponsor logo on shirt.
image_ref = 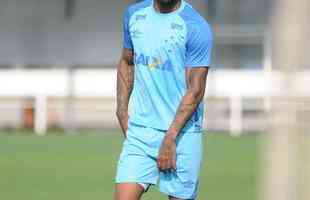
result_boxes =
[134,53,172,71]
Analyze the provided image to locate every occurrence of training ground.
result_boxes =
[0,130,261,200]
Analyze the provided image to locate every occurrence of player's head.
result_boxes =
[156,0,180,10]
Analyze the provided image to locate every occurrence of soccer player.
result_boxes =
[115,0,213,199]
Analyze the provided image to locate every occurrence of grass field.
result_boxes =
[0,130,261,200]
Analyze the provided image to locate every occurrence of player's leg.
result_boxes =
[159,131,203,200]
[114,183,144,200]
[115,124,158,199]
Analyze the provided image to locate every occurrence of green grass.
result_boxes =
[0,131,261,200]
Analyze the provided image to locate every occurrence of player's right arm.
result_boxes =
[116,7,134,137]
[116,48,134,137]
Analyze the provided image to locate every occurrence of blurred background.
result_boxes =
[0,0,309,200]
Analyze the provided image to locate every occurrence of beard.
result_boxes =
[156,0,180,10]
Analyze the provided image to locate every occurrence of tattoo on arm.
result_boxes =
[116,48,134,135]
[167,67,209,139]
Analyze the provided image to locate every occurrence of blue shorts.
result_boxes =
[115,123,203,199]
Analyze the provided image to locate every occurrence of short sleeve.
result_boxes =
[123,9,133,49]
[185,23,213,67]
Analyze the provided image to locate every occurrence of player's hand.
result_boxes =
[157,135,177,171]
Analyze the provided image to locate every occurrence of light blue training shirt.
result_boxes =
[123,0,213,132]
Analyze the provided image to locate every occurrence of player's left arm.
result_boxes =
[157,67,209,171]
[168,67,209,137]
[157,22,213,171]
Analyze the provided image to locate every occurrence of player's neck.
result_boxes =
[154,0,181,14]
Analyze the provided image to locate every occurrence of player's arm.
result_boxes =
[158,22,213,171]
[116,7,134,137]
[169,67,208,138]
[116,48,134,137]
[157,67,208,171]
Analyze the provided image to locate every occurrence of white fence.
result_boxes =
[0,69,309,135]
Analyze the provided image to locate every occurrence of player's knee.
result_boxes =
[115,183,144,200]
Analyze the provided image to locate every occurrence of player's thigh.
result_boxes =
[176,131,203,180]
[159,132,203,200]
[115,183,144,200]
[115,124,159,186]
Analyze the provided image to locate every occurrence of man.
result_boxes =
[115,0,213,199]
